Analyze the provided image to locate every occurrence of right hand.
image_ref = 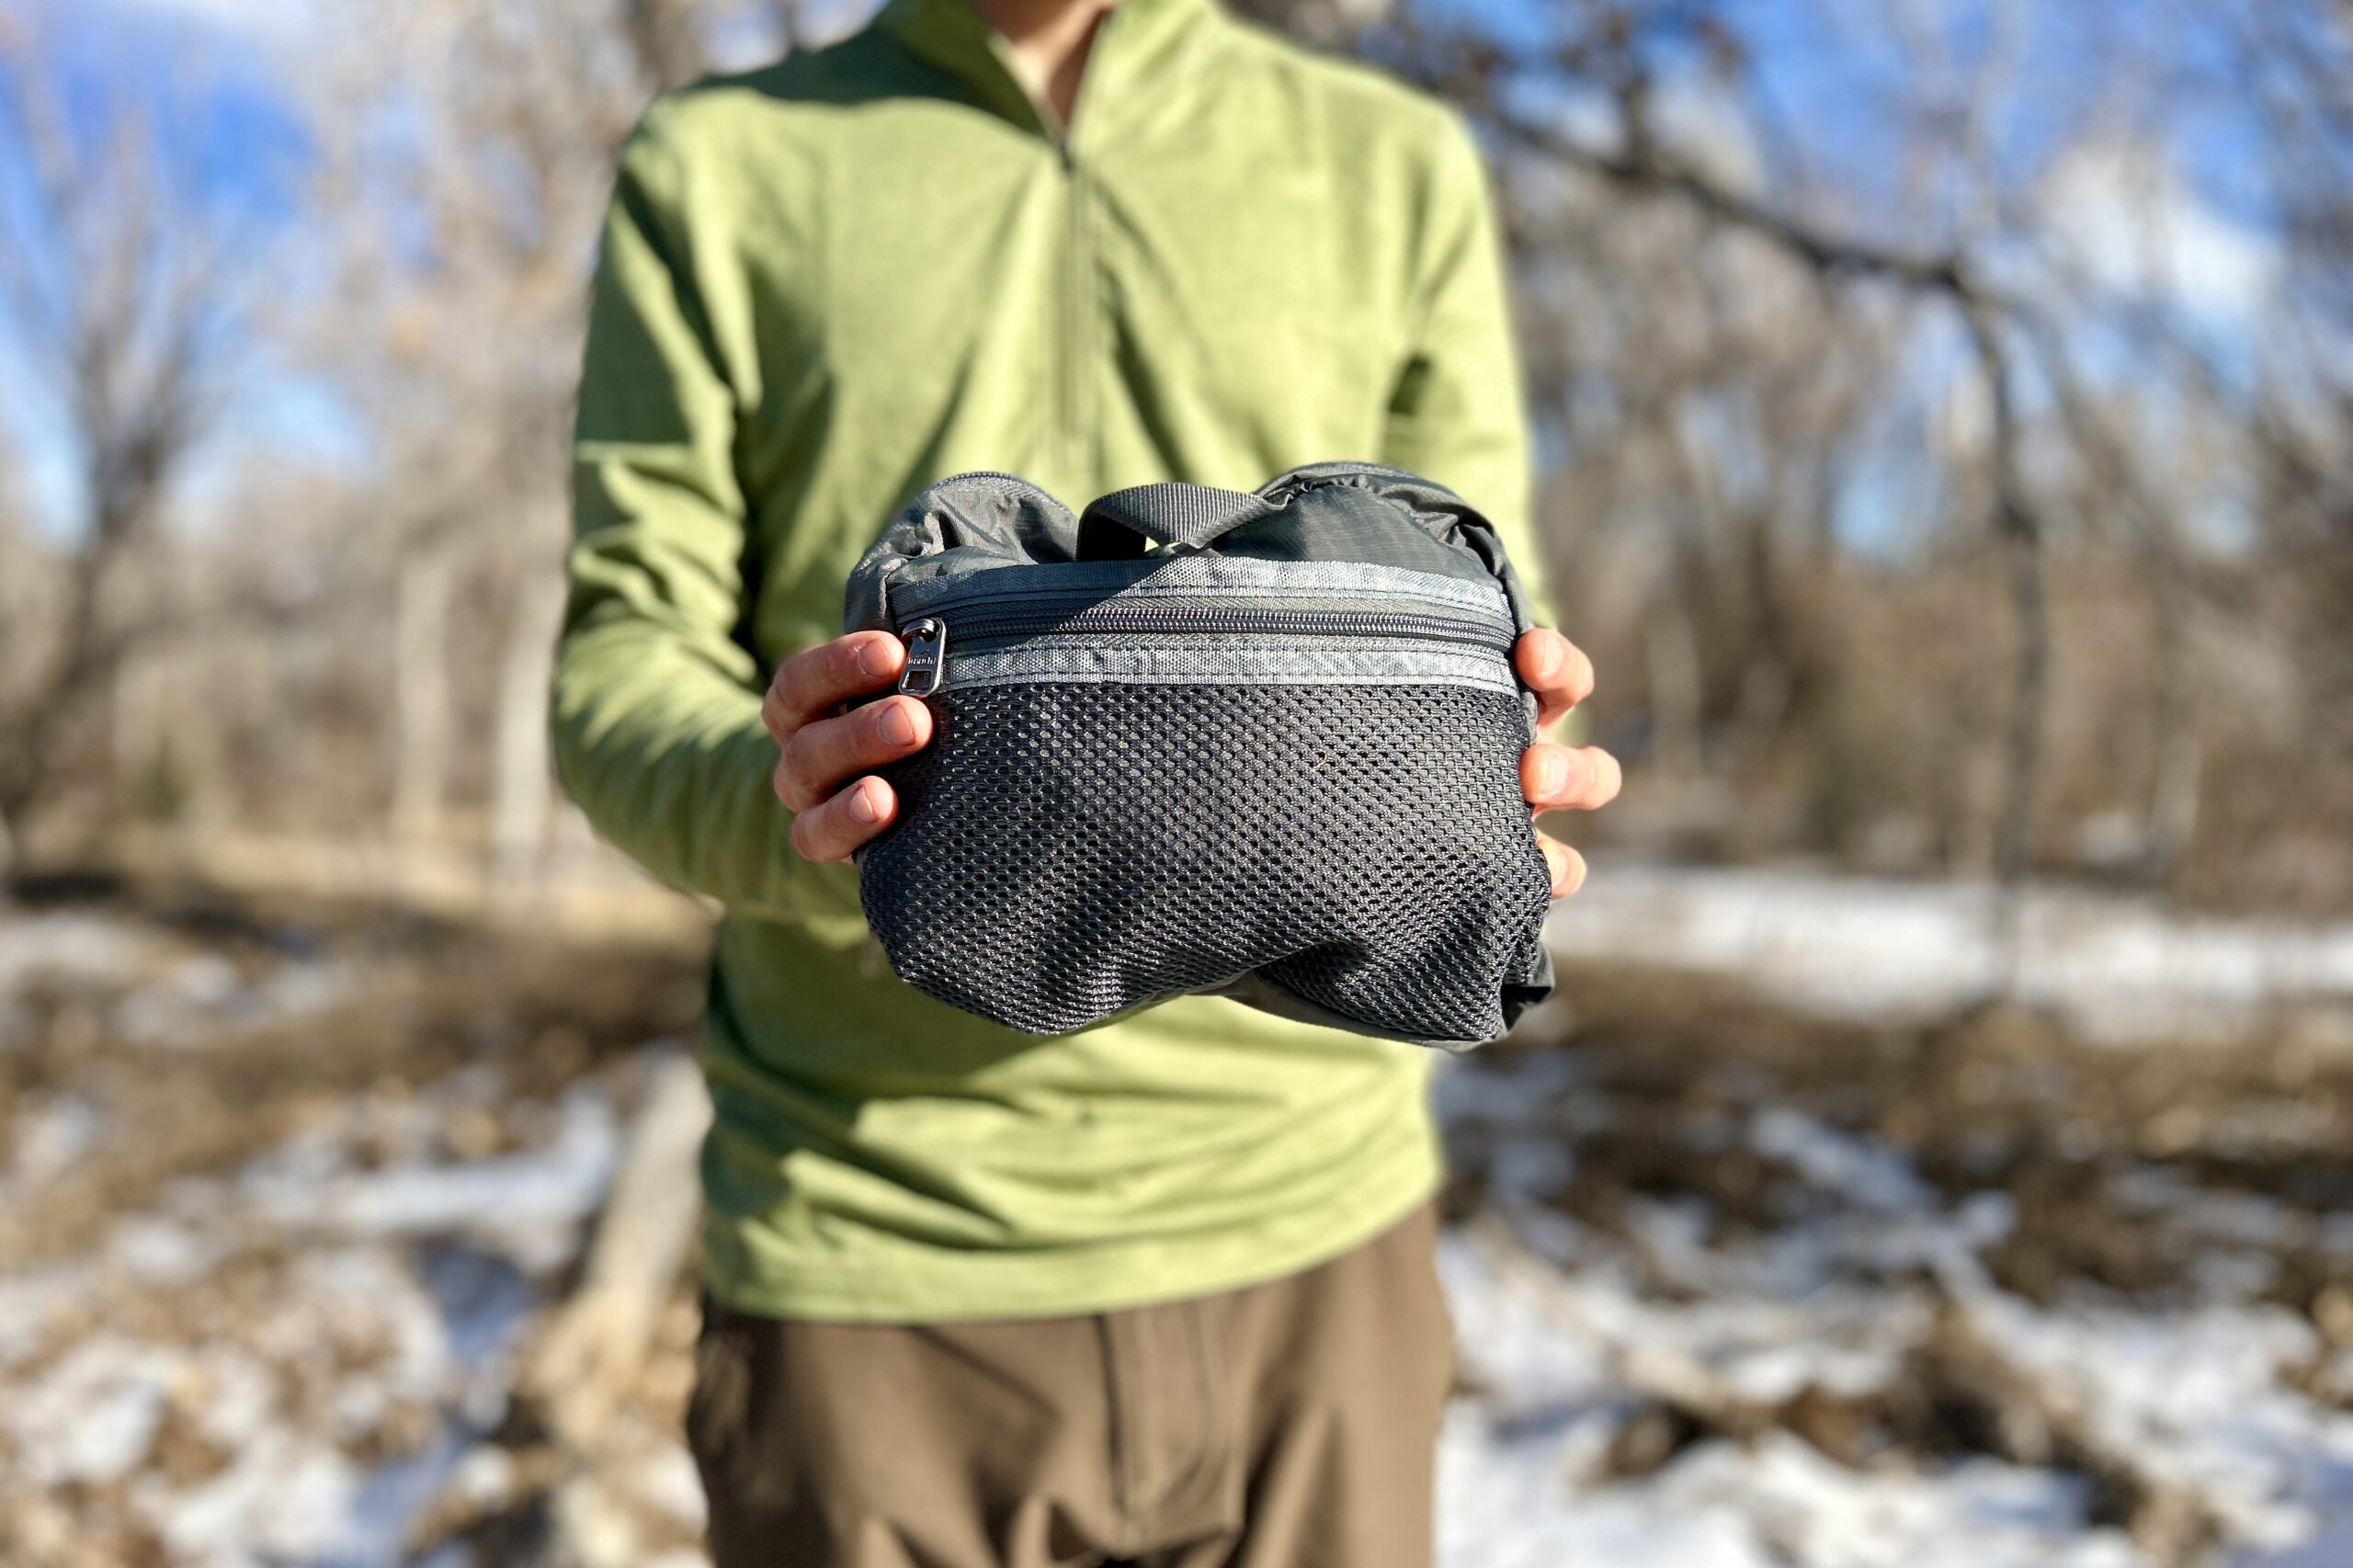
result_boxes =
[762,631,937,863]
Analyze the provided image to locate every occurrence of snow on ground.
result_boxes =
[1548,863,2353,1041]
[1436,1184,2353,1568]
[0,903,358,1056]
[5,881,2353,1566]
[1427,1013,2353,1568]
[0,1064,629,1567]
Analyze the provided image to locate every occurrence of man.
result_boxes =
[551,0,1620,1562]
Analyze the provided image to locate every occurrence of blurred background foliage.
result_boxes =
[2,0,2350,915]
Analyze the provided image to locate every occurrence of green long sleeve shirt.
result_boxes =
[554,0,1544,1322]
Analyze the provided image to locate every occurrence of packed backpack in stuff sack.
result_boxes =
[841,460,1556,1050]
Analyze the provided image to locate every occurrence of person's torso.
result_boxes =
[658,0,1483,1317]
[661,0,1469,663]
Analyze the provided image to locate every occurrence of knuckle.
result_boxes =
[790,799,839,863]
[776,648,826,719]
[765,655,797,700]
[864,696,924,753]
[778,736,826,809]
[835,634,877,685]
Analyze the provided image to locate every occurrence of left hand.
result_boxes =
[1514,629,1620,896]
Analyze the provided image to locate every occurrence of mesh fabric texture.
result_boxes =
[860,679,1554,1045]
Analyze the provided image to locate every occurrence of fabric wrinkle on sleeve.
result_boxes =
[1380,113,1550,619]
[551,102,847,923]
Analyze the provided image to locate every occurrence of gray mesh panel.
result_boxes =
[859,681,1552,1043]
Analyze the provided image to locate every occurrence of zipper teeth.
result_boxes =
[903,603,1513,652]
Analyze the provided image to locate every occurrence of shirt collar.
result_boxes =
[875,0,1216,144]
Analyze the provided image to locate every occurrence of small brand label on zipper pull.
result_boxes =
[898,618,948,697]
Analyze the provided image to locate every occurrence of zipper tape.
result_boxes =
[913,602,1509,649]
[920,641,1521,696]
[885,556,1514,621]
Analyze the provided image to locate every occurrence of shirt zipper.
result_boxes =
[1059,145,1092,479]
[1053,12,1111,483]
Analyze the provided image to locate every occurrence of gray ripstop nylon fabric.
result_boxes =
[845,464,1556,1050]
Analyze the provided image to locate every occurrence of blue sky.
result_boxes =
[0,0,317,532]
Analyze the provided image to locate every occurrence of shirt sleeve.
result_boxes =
[551,103,838,921]
[1380,114,1552,618]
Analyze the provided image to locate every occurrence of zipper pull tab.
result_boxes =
[897,618,948,697]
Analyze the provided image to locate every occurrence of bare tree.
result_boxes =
[286,0,779,874]
[0,13,256,865]
[5,0,2344,920]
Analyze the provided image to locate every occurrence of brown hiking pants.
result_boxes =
[686,1203,1455,1568]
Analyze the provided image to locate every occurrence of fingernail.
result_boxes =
[858,639,894,679]
[1536,750,1569,796]
[848,783,881,823]
[1535,637,1563,677]
[879,702,918,746]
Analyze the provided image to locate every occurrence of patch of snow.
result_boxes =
[0,1261,92,1367]
[1547,863,2353,1041]
[1965,1295,2353,1549]
[612,1418,709,1532]
[0,908,181,995]
[0,903,358,1048]
[114,950,358,1049]
[6,1092,102,1185]
[242,1084,619,1273]
[6,1336,177,1486]
[109,1215,228,1285]
[1751,1108,1938,1214]
[1427,1034,2353,1568]
[147,1430,362,1568]
[2239,1509,2353,1568]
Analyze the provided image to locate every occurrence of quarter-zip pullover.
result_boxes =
[554,0,1542,1321]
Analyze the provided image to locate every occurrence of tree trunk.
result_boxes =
[1646,601,1706,777]
[492,574,564,886]
[393,549,452,846]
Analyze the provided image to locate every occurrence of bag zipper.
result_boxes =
[896,602,1512,696]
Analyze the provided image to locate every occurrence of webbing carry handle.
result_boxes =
[1076,482,1278,557]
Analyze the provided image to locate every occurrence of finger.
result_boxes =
[773,695,934,810]
[1520,744,1623,812]
[1513,629,1594,728]
[788,776,899,863]
[765,631,907,741]
[1537,835,1586,898]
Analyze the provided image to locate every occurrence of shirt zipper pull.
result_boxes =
[898,618,948,697]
